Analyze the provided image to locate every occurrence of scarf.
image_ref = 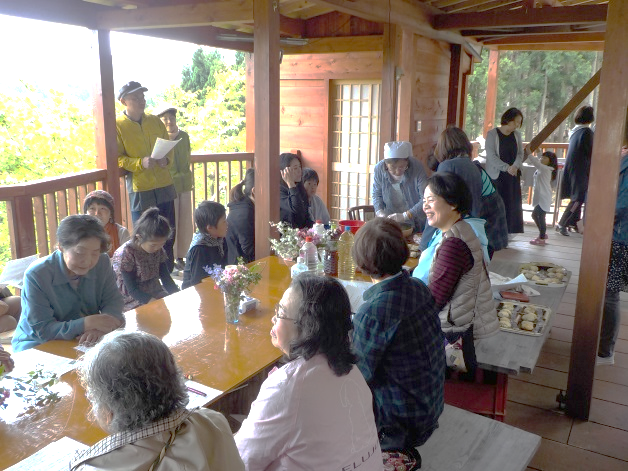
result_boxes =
[104,221,120,258]
[189,232,224,257]
[167,126,180,141]
[568,124,590,139]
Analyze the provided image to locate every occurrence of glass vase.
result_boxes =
[223,291,241,324]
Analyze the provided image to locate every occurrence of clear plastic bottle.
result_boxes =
[312,219,326,236]
[291,256,309,278]
[337,226,356,280]
[299,236,318,272]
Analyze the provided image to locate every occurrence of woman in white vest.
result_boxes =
[417,172,499,377]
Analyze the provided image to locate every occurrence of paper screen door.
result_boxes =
[329,81,381,221]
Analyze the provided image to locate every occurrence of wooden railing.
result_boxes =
[2,153,255,261]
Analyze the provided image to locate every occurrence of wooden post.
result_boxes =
[483,49,499,138]
[397,29,416,142]
[459,53,472,129]
[566,0,628,420]
[7,197,37,258]
[91,30,121,222]
[253,0,280,259]
[447,44,463,126]
[380,23,399,158]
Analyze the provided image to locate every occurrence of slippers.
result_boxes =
[383,447,422,470]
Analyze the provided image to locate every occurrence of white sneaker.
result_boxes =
[596,354,615,366]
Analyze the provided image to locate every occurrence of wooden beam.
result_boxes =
[484,31,605,45]
[96,0,254,30]
[125,25,254,52]
[279,14,306,37]
[91,30,122,223]
[462,25,604,37]
[447,43,463,125]
[397,29,416,142]
[434,4,608,29]
[447,0,521,14]
[483,49,499,138]
[566,0,628,421]
[281,35,383,54]
[496,42,604,51]
[527,69,600,153]
[379,24,400,159]
[458,52,472,128]
[254,0,281,259]
[0,0,102,28]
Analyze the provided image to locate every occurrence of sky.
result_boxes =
[0,14,235,101]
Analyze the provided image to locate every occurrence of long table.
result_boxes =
[0,256,290,469]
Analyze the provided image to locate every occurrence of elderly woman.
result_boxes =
[236,274,382,471]
[486,108,525,234]
[12,215,124,352]
[70,331,244,470]
[352,217,444,466]
[557,105,595,236]
[431,126,508,257]
[279,152,313,229]
[83,190,131,258]
[372,141,428,232]
[415,173,499,376]
[155,104,194,268]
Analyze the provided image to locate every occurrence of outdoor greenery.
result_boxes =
[0,48,247,272]
[465,50,601,144]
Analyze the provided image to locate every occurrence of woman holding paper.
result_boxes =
[12,215,125,352]
[70,331,244,470]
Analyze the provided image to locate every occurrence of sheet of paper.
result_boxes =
[489,272,528,289]
[0,254,38,289]
[151,137,180,160]
[74,344,92,353]
[185,380,223,409]
[336,279,373,313]
[10,349,78,379]
[5,436,88,471]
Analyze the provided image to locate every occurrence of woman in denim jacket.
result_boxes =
[372,141,428,232]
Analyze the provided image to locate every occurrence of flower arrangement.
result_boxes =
[269,221,342,260]
[204,259,263,323]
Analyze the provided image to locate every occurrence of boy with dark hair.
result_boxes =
[182,201,229,290]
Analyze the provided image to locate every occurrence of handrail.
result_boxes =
[191,152,254,164]
[0,169,108,199]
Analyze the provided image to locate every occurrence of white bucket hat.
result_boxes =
[384,141,412,159]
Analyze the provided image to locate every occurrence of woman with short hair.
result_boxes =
[227,168,256,264]
[279,152,313,229]
[352,217,445,464]
[70,331,244,470]
[557,105,595,235]
[236,274,382,471]
[485,107,525,234]
[12,215,124,352]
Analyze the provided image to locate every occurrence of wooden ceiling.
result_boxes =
[1,0,609,53]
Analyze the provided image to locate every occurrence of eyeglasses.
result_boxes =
[274,304,298,322]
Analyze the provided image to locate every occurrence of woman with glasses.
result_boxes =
[235,274,382,471]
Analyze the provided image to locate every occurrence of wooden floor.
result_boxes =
[493,224,628,471]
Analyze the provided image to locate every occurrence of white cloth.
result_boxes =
[384,141,412,159]
[235,354,382,471]
[484,128,524,180]
[527,154,553,212]
[308,194,330,225]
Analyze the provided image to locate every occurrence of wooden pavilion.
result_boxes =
[1,0,627,425]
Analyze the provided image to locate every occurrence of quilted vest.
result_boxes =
[429,219,499,339]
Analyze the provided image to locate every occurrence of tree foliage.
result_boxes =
[465,50,600,143]
[180,48,226,102]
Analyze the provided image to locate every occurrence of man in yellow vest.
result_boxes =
[116,81,177,270]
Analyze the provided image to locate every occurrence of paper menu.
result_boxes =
[5,436,88,470]
[151,137,180,160]
[185,380,223,409]
[0,254,38,289]
[10,349,78,379]
[336,279,373,313]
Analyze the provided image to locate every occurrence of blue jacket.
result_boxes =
[371,158,428,231]
[12,251,124,352]
[613,154,628,244]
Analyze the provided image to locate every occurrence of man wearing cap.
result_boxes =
[116,81,177,271]
[372,141,428,233]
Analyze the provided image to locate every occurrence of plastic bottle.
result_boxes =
[313,219,326,236]
[291,256,309,278]
[337,226,356,280]
[299,236,318,272]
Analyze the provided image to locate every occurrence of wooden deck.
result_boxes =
[493,224,628,471]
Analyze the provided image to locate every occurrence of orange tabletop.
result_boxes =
[0,256,290,469]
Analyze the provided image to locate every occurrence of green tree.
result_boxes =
[180,48,226,101]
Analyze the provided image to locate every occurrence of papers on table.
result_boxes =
[336,279,373,313]
[0,254,38,289]
[10,349,78,379]
[5,436,88,470]
[489,272,528,289]
[151,137,180,160]
[185,380,222,409]
[74,344,92,353]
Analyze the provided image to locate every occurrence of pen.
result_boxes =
[186,386,207,397]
